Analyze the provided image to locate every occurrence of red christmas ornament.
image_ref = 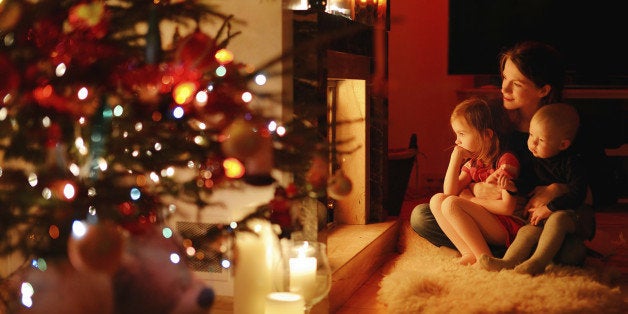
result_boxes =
[327,169,353,200]
[67,220,124,275]
[175,30,217,72]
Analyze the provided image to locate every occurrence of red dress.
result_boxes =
[461,152,525,246]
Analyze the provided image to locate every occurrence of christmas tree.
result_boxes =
[0,0,352,312]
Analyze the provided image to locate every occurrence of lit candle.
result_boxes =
[289,243,317,301]
[265,292,305,314]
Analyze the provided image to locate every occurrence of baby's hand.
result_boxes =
[497,175,516,192]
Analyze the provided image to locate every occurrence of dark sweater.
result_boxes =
[532,149,588,211]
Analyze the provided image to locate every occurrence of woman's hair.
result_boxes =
[451,97,511,166]
[499,41,566,105]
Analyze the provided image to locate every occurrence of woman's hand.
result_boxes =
[525,183,568,210]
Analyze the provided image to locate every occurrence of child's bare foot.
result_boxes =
[458,254,476,265]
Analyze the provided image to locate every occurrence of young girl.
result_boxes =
[430,97,524,265]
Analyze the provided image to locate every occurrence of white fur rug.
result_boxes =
[377,222,625,314]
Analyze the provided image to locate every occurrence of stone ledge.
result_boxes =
[326,220,399,313]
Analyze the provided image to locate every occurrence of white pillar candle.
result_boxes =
[288,243,317,301]
[265,292,305,314]
[234,220,275,314]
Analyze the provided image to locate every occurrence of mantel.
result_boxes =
[458,87,628,100]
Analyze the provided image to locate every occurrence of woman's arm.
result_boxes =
[525,183,568,210]
[470,182,503,200]
[468,188,517,215]
[470,164,518,215]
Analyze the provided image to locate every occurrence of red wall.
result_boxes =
[388,1,474,195]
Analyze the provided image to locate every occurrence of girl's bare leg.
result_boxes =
[430,195,474,264]
[441,197,508,265]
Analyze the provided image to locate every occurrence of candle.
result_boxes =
[234,220,276,314]
[265,292,305,314]
[288,243,317,301]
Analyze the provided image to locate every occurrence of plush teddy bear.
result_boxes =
[113,222,215,314]
[3,222,215,314]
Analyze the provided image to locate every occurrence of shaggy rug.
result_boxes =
[377,222,625,314]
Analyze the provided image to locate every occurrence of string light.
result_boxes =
[223,158,245,178]
[55,63,67,77]
[254,73,267,86]
[173,81,196,105]
[215,65,227,77]
[77,87,88,100]
[214,48,234,64]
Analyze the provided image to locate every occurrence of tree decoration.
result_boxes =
[326,168,353,200]
[0,1,355,311]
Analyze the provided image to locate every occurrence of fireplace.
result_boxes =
[287,10,388,224]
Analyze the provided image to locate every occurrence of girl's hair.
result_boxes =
[451,97,511,166]
[499,41,565,105]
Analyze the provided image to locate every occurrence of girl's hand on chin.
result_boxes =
[453,145,473,159]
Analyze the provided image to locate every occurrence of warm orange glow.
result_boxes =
[49,225,60,239]
[223,157,245,178]
[34,85,54,99]
[173,81,197,105]
[215,49,234,65]
[161,74,174,85]
[151,111,162,121]
[119,202,133,215]
[135,174,147,187]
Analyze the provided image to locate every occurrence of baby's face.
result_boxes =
[527,119,563,159]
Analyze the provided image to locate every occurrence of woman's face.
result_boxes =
[501,58,549,111]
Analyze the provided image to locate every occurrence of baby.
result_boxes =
[479,103,595,275]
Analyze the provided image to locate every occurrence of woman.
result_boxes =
[411,41,588,263]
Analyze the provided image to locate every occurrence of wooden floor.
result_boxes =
[335,200,628,313]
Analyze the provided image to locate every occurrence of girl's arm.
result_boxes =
[470,156,519,215]
[443,146,471,196]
